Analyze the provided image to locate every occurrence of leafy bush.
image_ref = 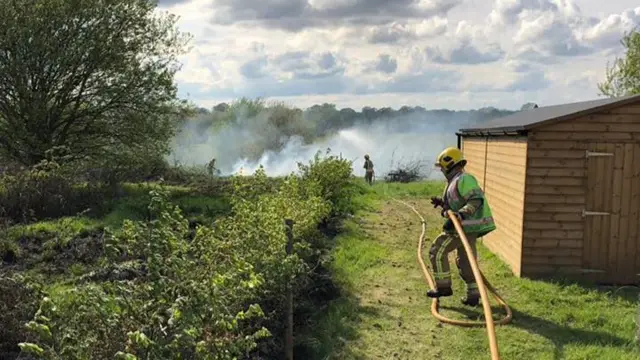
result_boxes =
[297,149,360,218]
[0,159,98,223]
[20,189,271,359]
[82,148,171,187]
[18,154,351,359]
[160,163,211,185]
[636,296,640,346]
[0,275,43,357]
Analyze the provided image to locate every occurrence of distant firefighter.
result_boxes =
[207,158,216,176]
[363,154,374,185]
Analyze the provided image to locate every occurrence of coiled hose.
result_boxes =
[393,199,513,360]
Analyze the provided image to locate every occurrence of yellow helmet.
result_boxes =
[435,147,466,172]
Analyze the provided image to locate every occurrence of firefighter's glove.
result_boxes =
[443,212,463,232]
[430,196,444,208]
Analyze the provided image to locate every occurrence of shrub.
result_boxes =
[19,174,333,359]
[297,149,359,218]
[82,149,171,187]
[0,275,43,358]
[17,151,358,359]
[0,159,93,223]
[636,295,640,346]
[19,189,272,359]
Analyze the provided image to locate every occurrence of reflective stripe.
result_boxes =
[461,216,494,226]
[467,283,478,289]
[445,172,463,207]
[435,237,453,279]
[444,171,497,236]
[462,188,484,201]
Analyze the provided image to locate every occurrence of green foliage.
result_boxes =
[18,154,355,359]
[20,190,271,359]
[297,149,360,217]
[229,166,281,201]
[0,157,88,223]
[0,0,191,165]
[598,29,640,97]
[0,275,44,357]
[82,147,171,187]
[160,162,213,185]
[636,296,640,347]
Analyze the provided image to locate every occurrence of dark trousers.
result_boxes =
[428,231,479,296]
[364,170,374,184]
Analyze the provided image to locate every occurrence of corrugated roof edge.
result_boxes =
[457,93,640,136]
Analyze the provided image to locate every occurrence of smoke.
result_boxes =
[168,105,482,181]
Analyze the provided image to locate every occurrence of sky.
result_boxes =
[156,0,640,111]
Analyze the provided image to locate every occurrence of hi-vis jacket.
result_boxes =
[443,171,496,236]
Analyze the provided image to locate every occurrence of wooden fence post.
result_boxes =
[284,219,294,360]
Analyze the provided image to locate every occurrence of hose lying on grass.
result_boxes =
[393,199,513,360]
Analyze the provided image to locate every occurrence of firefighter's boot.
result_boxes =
[426,287,453,298]
[461,293,480,306]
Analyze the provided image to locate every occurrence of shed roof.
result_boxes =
[458,93,640,135]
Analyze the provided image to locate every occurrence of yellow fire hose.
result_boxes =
[394,199,513,360]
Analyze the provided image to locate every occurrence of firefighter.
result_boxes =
[427,147,496,306]
[207,158,217,176]
[363,154,374,185]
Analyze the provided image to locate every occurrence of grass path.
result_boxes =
[304,182,639,360]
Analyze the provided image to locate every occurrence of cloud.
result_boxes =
[372,54,398,74]
[504,69,551,91]
[233,50,351,97]
[490,1,640,60]
[208,0,463,31]
[488,0,567,27]
[366,17,448,44]
[578,8,640,49]
[425,21,505,64]
[163,0,640,111]
[464,61,551,93]
[234,50,461,97]
[376,70,462,93]
[512,8,592,57]
[504,59,535,73]
[426,40,504,64]
[239,56,269,79]
[157,0,191,7]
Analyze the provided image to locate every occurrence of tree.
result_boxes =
[0,0,192,165]
[598,29,640,98]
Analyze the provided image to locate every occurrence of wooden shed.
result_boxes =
[457,94,640,285]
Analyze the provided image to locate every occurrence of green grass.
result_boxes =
[102,183,231,227]
[304,180,640,359]
[1,216,99,241]
[0,182,231,279]
[367,179,445,199]
[1,217,101,259]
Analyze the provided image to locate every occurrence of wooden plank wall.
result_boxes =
[482,138,527,276]
[461,137,486,188]
[461,137,527,276]
[523,103,640,282]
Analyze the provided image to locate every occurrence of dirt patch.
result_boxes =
[44,231,106,272]
[2,230,105,274]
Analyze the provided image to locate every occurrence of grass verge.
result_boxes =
[303,180,640,359]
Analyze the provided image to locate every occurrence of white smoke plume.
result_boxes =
[168,103,497,181]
